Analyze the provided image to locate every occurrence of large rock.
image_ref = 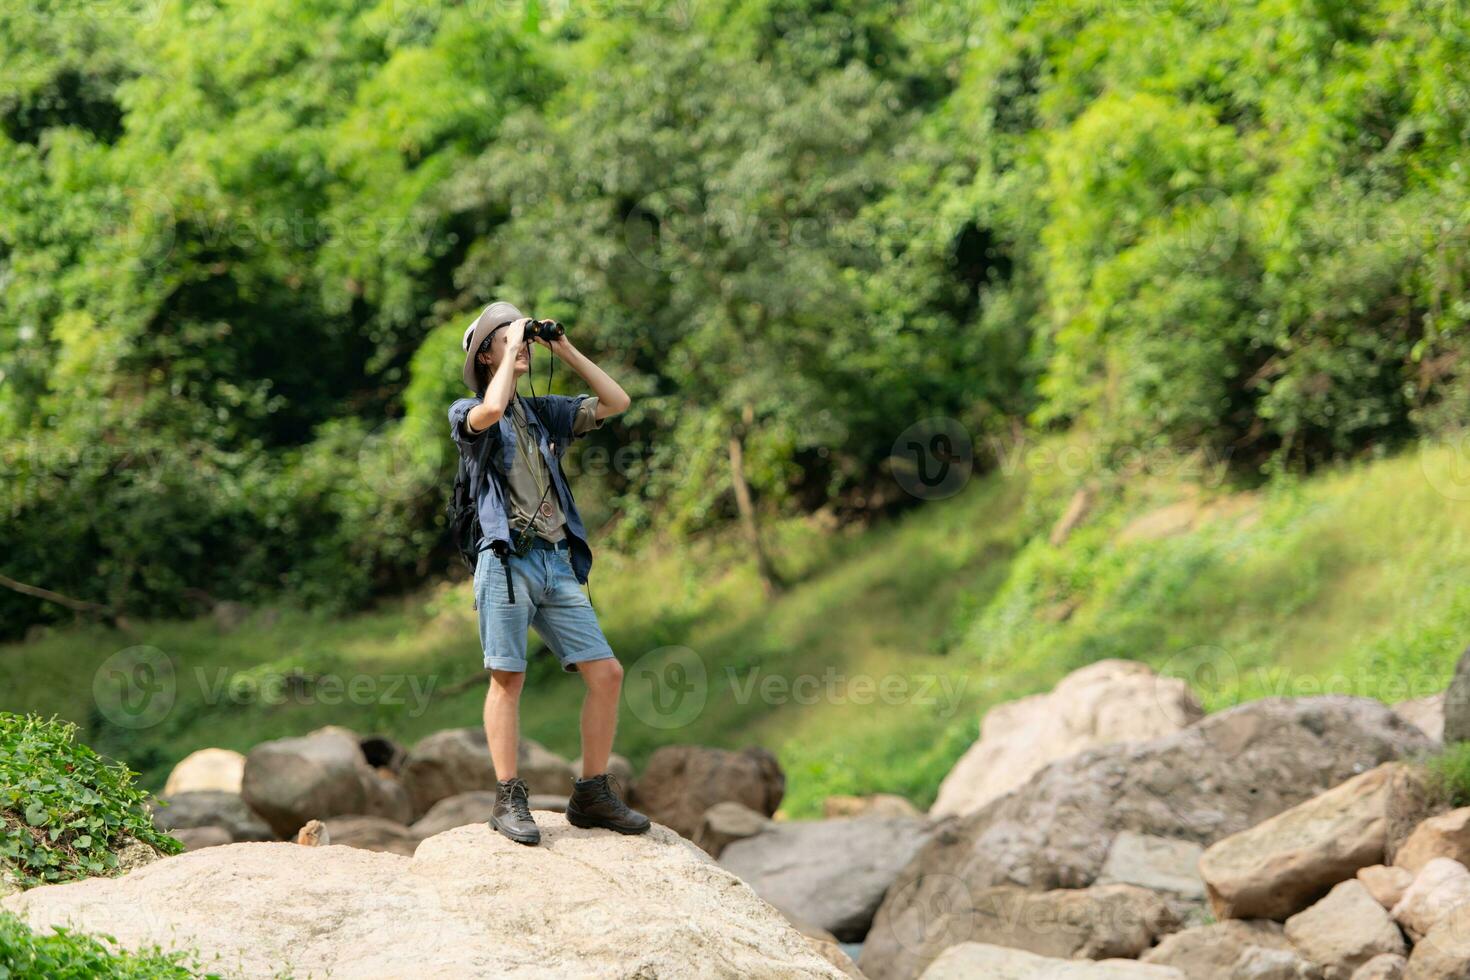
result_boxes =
[865,697,1431,980]
[171,827,233,852]
[825,794,922,820]
[864,882,1177,977]
[1351,954,1405,980]
[410,791,499,837]
[2,819,846,978]
[919,942,1186,979]
[240,728,408,838]
[1358,865,1414,910]
[1390,857,1470,941]
[1393,807,1470,874]
[163,748,246,795]
[1096,830,1205,902]
[1405,900,1470,978]
[321,815,422,856]
[1140,919,1303,979]
[694,801,771,858]
[930,660,1203,819]
[1442,645,1470,744]
[631,745,785,839]
[1285,880,1406,978]
[150,790,276,842]
[1199,763,1409,920]
[399,728,572,818]
[1393,694,1444,743]
[719,816,932,941]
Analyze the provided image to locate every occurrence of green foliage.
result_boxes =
[3,0,1469,632]
[0,911,221,980]
[0,713,181,887]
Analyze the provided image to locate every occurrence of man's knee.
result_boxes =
[489,668,526,698]
[579,657,623,693]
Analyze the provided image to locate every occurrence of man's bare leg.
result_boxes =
[576,658,623,777]
[484,668,525,778]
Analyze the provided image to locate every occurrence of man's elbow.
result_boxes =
[603,393,631,416]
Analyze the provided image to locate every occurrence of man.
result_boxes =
[449,300,649,845]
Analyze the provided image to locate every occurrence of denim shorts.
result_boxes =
[474,544,616,673]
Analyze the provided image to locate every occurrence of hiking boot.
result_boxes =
[490,777,540,845]
[566,773,651,835]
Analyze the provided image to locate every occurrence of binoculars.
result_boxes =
[524,319,565,342]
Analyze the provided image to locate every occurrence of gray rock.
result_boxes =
[398,728,572,818]
[241,729,379,837]
[720,816,931,941]
[918,940,1186,979]
[631,744,785,840]
[320,815,422,856]
[1443,646,1470,743]
[150,790,275,842]
[865,697,1431,980]
[1097,830,1205,901]
[1285,880,1406,978]
[1142,919,1301,979]
[170,827,233,851]
[694,800,771,858]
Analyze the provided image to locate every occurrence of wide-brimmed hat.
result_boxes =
[460,301,524,393]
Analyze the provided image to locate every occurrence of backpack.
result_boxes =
[447,440,485,573]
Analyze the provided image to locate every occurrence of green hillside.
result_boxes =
[5,437,1466,817]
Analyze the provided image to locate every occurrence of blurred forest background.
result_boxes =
[3,0,1468,634]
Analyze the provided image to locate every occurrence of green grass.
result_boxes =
[4,437,1469,817]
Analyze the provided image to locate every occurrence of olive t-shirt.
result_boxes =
[498,396,601,542]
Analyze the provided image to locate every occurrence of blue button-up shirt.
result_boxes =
[448,394,597,584]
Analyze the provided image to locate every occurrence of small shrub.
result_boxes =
[1424,740,1470,808]
[0,910,220,979]
[0,713,181,888]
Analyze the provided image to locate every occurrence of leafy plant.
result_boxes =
[0,911,222,980]
[0,713,181,888]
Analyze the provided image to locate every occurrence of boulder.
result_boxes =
[1392,694,1444,743]
[399,728,573,818]
[693,801,771,858]
[1383,765,1446,865]
[163,748,246,795]
[1443,645,1470,744]
[865,697,1431,980]
[719,816,931,941]
[1231,946,1324,980]
[1404,900,1470,977]
[919,942,1186,979]
[150,790,275,842]
[1096,830,1205,902]
[795,923,865,979]
[1350,954,1404,980]
[1141,919,1301,979]
[1390,857,1470,941]
[1358,865,1414,910]
[410,791,499,837]
[930,660,1203,819]
[863,882,1177,978]
[631,745,785,839]
[321,815,422,856]
[825,794,922,819]
[1199,763,1408,920]
[1393,807,1470,874]
[1285,880,1406,978]
[241,728,409,837]
[2,819,845,978]
[170,827,232,851]
[572,752,634,786]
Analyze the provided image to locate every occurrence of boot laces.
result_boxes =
[588,774,626,810]
[504,779,532,821]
